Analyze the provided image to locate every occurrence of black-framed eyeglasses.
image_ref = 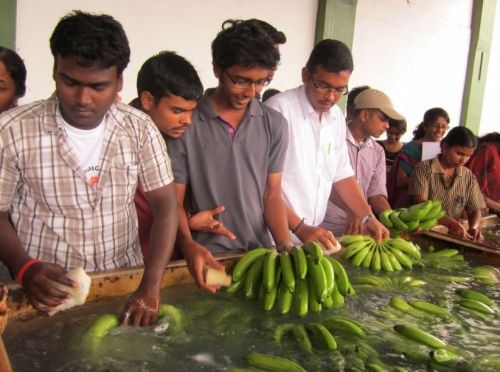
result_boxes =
[224,70,270,90]
[310,75,348,96]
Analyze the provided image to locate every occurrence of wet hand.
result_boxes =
[297,225,338,253]
[363,218,389,245]
[183,241,225,294]
[22,262,75,312]
[121,294,160,327]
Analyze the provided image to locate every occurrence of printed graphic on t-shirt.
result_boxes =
[86,165,100,187]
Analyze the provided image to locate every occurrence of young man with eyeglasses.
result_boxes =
[266,39,389,248]
[167,19,291,293]
[321,86,404,236]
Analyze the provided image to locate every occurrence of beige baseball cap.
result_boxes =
[353,89,405,120]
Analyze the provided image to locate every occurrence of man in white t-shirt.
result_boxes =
[0,11,177,327]
[266,40,389,249]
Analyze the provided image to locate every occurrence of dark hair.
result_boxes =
[412,107,450,140]
[478,132,500,144]
[441,126,478,149]
[212,19,280,70]
[262,88,281,102]
[346,85,370,118]
[388,118,407,133]
[137,51,203,103]
[49,10,130,75]
[305,39,353,74]
[238,19,286,45]
[0,46,27,97]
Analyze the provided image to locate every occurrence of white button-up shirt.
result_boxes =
[266,86,353,241]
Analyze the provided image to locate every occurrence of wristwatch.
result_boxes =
[361,213,375,225]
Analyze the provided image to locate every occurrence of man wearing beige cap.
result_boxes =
[321,86,405,236]
[266,40,389,251]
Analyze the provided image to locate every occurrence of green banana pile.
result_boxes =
[353,275,426,289]
[340,235,421,272]
[273,316,366,354]
[472,265,499,285]
[379,200,445,237]
[456,288,496,317]
[227,242,355,317]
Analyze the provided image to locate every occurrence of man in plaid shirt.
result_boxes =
[0,11,177,326]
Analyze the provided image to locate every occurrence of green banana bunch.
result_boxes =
[472,266,499,285]
[340,236,421,272]
[378,200,446,237]
[244,352,306,372]
[228,243,355,317]
[273,322,337,354]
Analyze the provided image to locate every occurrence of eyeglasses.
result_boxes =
[430,124,449,131]
[310,75,348,96]
[224,71,270,90]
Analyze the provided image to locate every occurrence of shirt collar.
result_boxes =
[346,127,374,148]
[197,89,264,123]
[431,156,464,176]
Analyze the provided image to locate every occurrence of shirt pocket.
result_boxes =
[104,162,139,206]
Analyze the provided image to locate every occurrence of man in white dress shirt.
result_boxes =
[266,39,389,250]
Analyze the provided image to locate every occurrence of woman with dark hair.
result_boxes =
[0,46,27,113]
[387,107,450,207]
[408,126,485,241]
[466,132,500,214]
[377,117,407,175]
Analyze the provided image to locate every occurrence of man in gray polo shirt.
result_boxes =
[168,19,291,292]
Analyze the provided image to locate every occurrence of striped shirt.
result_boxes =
[0,98,173,271]
[408,157,485,219]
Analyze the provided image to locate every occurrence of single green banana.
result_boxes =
[263,266,281,311]
[279,251,296,293]
[292,324,314,353]
[322,292,334,309]
[157,304,184,328]
[226,278,244,294]
[243,255,266,299]
[320,257,335,296]
[385,248,403,271]
[305,322,337,350]
[232,247,270,281]
[339,234,372,246]
[393,324,446,349]
[429,248,460,258]
[389,210,409,231]
[245,353,306,372]
[326,256,350,295]
[307,255,328,302]
[388,246,413,268]
[378,209,394,228]
[380,248,394,272]
[386,238,422,260]
[459,299,494,315]
[361,242,375,268]
[322,316,366,339]
[390,296,411,312]
[418,217,438,230]
[408,300,454,319]
[423,200,443,219]
[302,241,324,263]
[455,288,495,307]
[83,314,120,354]
[351,242,374,267]
[277,280,293,315]
[294,278,309,318]
[274,323,295,343]
[331,280,345,306]
[290,245,308,280]
[263,251,278,292]
[307,269,323,313]
[430,348,461,364]
[371,245,381,271]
